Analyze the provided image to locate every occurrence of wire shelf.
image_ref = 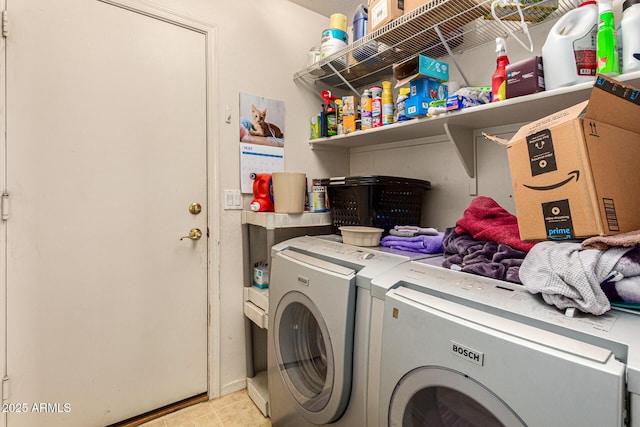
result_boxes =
[294,0,575,90]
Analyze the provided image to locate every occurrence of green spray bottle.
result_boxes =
[596,0,620,75]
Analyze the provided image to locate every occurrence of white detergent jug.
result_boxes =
[542,0,598,90]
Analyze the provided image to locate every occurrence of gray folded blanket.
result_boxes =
[520,241,636,315]
[442,227,526,284]
[380,233,444,254]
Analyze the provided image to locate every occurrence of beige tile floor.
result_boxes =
[141,390,271,427]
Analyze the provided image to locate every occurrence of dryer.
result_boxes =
[373,260,640,426]
[268,236,433,426]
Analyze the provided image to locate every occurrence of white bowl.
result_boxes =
[339,226,384,247]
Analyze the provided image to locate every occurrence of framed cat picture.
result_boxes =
[239,93,285,193]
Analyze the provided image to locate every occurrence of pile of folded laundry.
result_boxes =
[380,225,444,254]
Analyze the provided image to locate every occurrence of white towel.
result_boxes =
[520,241,634,315]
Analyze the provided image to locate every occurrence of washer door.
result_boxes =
[274,290,347,424]
[389,367,526,427]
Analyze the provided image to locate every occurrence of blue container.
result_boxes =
[353,5,368,41]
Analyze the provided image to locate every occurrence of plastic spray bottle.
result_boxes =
[491,37,509,102]
[596,0,620,75]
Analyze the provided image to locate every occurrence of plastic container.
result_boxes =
[353,5,368,41]
[622,0,640,73]
[491,38,509,102]
[596,0,620,75]
[361,89,373,130]
[329,13,347,32]
[272,172,306,214]
[339,226,384,247]
[541,0,598,90]
[396,87,411,122]
[320,28,348,60]
[327,175,431,235]
[371,85,382,128]
[382,81,394,125]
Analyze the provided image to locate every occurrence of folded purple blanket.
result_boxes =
[380,233,444,254]
[442,227,526,284]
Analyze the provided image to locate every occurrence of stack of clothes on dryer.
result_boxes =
[442,196,535,284]
[520,230,640,315]
[380,226,444,254]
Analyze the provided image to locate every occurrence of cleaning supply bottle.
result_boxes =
[491,37,509,102]
[396,87,410,122]
[326,103,337,136]
[382,81,394,125]
[371,86,382,128]
[596,0,620,75]
[621,0,640,73]
[542,0,598,90]
[360,89,372,130]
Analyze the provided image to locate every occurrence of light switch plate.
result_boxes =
[224,190,242,210]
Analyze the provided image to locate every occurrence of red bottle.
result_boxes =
[491,37,509,102]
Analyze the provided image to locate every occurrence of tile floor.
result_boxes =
[141,390,271,427]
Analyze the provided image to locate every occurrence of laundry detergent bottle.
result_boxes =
[491,37,509,102]
[596,0,620,75]
[542,0,598,90]
[621,0,640,73]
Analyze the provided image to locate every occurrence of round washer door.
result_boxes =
[274,290,347,424]
[389,366,526,427]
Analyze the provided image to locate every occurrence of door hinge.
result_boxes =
[2,193,9,221]
[2,11,7,38]
[2,376,9,401]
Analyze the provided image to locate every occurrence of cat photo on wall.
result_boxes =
[249,104,284,139]
[239,93,285,148]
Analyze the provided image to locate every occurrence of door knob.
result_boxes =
[180,228,202,241]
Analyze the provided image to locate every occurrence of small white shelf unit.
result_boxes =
[241,211,333,417]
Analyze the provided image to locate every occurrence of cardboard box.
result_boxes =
[506,56,545,99]
[404,0,431,12]
[496,75,640,241]
[393,55,449,88]
[368,0,404,33]
[406,77,448,117]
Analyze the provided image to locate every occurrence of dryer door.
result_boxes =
[388,366,525,427]
[271,250,357,425]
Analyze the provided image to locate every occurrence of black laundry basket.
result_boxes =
[327,176,431,235]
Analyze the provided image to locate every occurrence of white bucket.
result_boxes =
[272,172,306,214]
[320,29,348,59]
[542,1,598,90]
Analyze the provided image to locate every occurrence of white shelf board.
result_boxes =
[247,370,269,417]
[242,210,332,230]
[309,71,640,177]
[244,286,269,314]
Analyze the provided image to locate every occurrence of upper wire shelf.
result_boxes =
[293,0,575,90]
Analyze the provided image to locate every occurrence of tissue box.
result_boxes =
[406,77,448,117]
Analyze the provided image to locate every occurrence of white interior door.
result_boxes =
[4,1,209,425]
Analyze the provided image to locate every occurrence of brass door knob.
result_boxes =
[180,228,203,241]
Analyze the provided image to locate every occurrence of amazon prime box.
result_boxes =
[491,74,640,241]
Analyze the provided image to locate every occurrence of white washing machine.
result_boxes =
[268,236,434,426]
[373,260,640,426]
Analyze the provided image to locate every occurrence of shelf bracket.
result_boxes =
[444,123,477,195]
[325,61,361,97]
[434,25,469,87]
